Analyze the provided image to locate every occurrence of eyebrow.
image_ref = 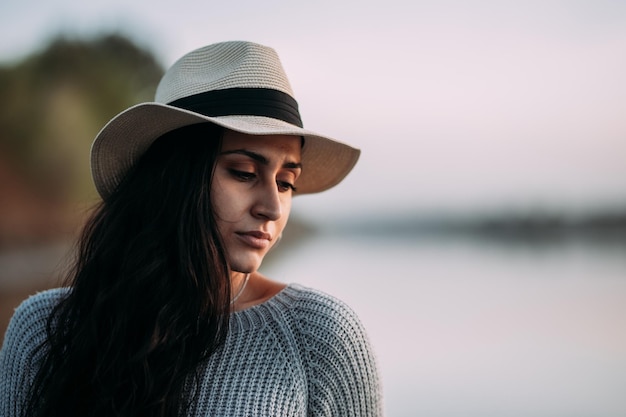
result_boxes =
[220,149,302,169]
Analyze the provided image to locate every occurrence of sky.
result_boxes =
[1,0,625,220]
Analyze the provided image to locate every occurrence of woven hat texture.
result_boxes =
[90,41,360,198]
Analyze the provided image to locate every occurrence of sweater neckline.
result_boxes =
[228,283,302,332]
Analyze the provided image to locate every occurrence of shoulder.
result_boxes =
[257,284,374,355]
[0,288,69,417]
[5,288,70,331]
[279,284,376,364]
[281,284,366,333]
[281,284,354,315]
[279,285,383,416]
[1,288,70,354]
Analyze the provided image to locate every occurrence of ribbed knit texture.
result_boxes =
[0,284,382,416]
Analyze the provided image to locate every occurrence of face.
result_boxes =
[211,130,302,273]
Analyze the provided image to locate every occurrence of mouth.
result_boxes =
[235,231,272,249]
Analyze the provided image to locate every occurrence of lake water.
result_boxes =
[2,230,624,417]
[260,232,626,417]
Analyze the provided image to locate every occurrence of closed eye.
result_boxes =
[277,181,297,193]
[229,169,256,182]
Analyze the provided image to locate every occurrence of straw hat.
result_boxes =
[90,41,360,199]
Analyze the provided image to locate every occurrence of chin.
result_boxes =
[228,254,265,274]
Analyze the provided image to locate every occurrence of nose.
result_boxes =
[252,183,282,221]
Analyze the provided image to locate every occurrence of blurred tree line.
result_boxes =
[0,34,163,247]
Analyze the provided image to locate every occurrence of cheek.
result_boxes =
[210,178,244,223]
[276,199,293,231]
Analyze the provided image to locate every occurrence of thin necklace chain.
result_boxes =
[230,273,250,305]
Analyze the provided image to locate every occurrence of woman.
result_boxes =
[0,41,382,416]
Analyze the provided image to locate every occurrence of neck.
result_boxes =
[230,272,251,305]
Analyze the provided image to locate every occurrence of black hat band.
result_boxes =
[168,87,303,128]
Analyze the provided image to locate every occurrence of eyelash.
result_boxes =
[278,181,297,192]
[231,170,256,181]
[229,170,297,192]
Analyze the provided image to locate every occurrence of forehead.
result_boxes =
[221,130,302,159]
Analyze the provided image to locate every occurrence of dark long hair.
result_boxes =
[24,123,231,417]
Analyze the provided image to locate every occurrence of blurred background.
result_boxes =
[1,1,625,416]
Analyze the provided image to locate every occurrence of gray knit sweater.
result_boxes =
[0,284,382,416]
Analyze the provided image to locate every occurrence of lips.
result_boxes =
[236,230,272,249]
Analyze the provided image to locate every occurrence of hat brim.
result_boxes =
[91,103,360,199]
